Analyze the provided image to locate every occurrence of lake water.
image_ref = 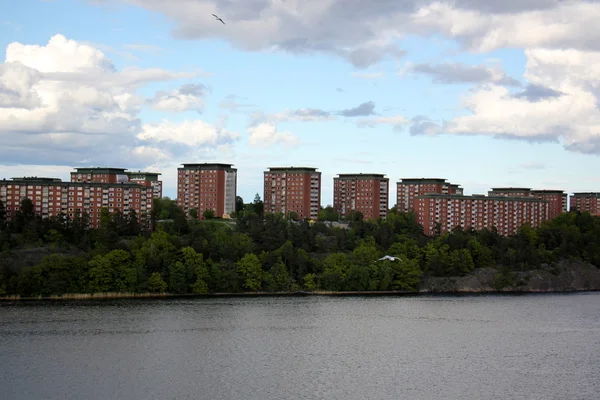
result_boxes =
[1,293,599,400]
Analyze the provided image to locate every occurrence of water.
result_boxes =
[1,293,599,400]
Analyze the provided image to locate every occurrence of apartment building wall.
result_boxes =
[416,194,549,236]
[71,168,163,199]
[177,163,237,219]
[0,177,154,229]
[396,178,463,212]
[489,188,566,220]
[264,167,321,220]
[333,173,389,219]
[569,193,600,216]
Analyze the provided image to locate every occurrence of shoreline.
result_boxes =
[1,288,598,302]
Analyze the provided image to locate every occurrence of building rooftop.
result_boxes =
[571,192,600,197]
[72,167,128,173]
[418,193,548,203]
[180,163,235,169]
[4,177,149,189]
[398,178,447,184]
[336,173,387,179]
[266,167,319,173]
[127,171,162,176]
[10,177,62,182]
[490,187,532,191]
[531,189,565,194]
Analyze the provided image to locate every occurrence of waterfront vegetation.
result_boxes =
[0,195,599,297]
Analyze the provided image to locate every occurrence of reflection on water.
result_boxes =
[1,293,599,400]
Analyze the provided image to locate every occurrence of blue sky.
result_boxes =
[1,0,600,206]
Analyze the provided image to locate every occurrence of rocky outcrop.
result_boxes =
[422,260,600,293]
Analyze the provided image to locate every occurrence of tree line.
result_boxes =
[0,195,599,297]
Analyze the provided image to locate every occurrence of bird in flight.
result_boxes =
[212,14,225,24]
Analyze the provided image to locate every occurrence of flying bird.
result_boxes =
[212,14,225,24]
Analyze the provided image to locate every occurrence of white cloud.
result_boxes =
[352,71,384,79]
[439,48,600,153]
[248,123,299,147]
[0,34,225,166]
[137,119,240,147]
[150,83,208,112]
[356,115,408,129]
[109,0,600,68]
[409,2,600,54]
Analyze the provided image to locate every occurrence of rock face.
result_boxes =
[422,260,600,293]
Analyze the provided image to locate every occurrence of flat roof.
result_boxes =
[127,171,162,176]
[571,192,600,197]
[417,193,548,203]
[3,178,151,189]
[490,187,531,191]
[336,173,387,179]
[398,178,447,184]
[10,177,62,182]
[266,167,319,172]
[180,163,236,170]
[72,167,128,173]
[530,189,565,194]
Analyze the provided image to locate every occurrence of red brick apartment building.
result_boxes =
[0,176,154,229]
[177,163,237,219]
[396,178,463,212]
[569,193,600,215]
[333,173,389,219]
[488,188,567,220]
[416,194,549,236]
[70,167,163,198]
[264,167,321,220]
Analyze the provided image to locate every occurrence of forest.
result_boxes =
[0,194,599,297]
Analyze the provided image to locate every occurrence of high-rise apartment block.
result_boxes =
[177,163,237,219]
[0,176,154,229]
[264,167,321,220]
[126,171,163,198]
[70,167,163,198]
[396,178,463,212]
[416,194,549,236]
[569,193,600,215]
[489,188,567,220]
[333,173,389,219]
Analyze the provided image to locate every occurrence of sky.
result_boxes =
[2,0,600,206]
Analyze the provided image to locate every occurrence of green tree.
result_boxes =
[392,258,421,290]
[88,249,137,293]
[168,261,187,294]
[252,193,264,217]
[0,199,6,229]
[203,209,215,219]
[320,252,349,291]
[235,196,245,214]
[236,253,264,291]
[44,229,64,250]
[147,272,167,292]
[303,273,316,291]
[269,257,290,291]
[318,205,339,221]
[189,208,199,220]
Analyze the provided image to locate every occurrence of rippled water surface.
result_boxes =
[1,293,599,400]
